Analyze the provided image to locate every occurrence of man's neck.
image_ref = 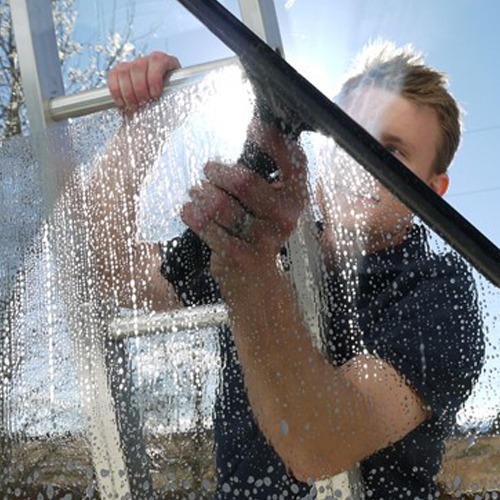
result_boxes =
[320,222,414,273]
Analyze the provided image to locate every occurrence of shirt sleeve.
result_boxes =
[363,252,485,418]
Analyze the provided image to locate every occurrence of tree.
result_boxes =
[0,0,142,141]
[0,0,24,138]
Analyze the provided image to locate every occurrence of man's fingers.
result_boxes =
[181,209,275,270]
[181,200,241,252]
[146,52,181,98]
[203,162,280,218]
[203,161,307,230]
[129,59,150,106]
[108,65,126,108]
[108,52,182,112]
[116,66,140,112]
[108,60,143,112]
[189,182,245,234]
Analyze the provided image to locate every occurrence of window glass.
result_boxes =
[1,1,499,498]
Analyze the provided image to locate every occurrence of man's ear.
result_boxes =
[429,172,449,196]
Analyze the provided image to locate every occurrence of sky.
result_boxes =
[69,0,500,422]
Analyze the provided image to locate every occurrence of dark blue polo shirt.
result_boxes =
[162,225,484,499]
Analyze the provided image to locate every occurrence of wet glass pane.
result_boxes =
[2,1,499,499]
[2,57,499,498]
[1,63,251,497]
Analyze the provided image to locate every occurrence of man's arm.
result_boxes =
[213,266,428,481]
[181,120,429,481]
[89,52,181,311]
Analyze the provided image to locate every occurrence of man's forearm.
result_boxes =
[224,262,372,480]
[88,120,162,306]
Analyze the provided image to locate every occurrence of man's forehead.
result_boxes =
[340,85,400,115]
[339,87,410,142]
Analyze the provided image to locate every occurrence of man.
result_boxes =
[103,42,484,498]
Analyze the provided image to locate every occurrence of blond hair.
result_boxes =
[338,41,462,174]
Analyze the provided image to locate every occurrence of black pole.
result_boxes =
[175,0,500,287]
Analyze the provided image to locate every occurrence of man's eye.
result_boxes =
[385,144,404,158]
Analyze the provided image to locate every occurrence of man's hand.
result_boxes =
[180,122,308,296]
[108,51,181,114]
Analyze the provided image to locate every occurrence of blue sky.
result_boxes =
[73,0,499,421]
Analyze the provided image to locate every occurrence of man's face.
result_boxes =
[318,86,449,258]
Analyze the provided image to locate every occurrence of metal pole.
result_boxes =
[48,56,239,121]
[8,0,63,132]
[9,0,66,212]
[238,0,284,54]
[110,304,229,339]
